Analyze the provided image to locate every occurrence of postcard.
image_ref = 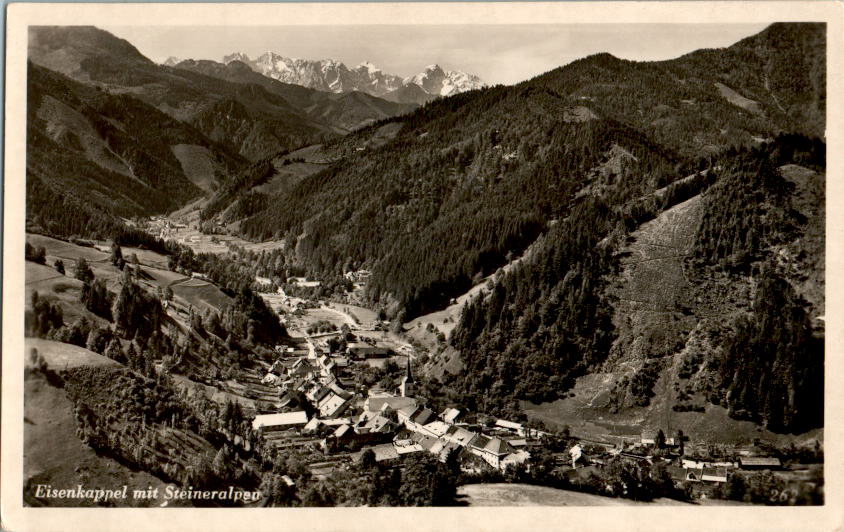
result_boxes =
[3,2,842,531]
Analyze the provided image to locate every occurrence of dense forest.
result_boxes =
[27,62,243,217]
[238,88,680,319]
[449,134,825,430]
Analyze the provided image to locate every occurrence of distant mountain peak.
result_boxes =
[162,56,181,67]
[223,51,251,64]
[357,61,381,74]
[222,51,483,100]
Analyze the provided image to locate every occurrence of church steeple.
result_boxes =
[405,357,414,383]
[400,356,415,397]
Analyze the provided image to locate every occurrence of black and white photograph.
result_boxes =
[2,2,841,530]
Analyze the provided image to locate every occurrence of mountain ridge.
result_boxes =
[220,52,484,102]
[29,26,417,161]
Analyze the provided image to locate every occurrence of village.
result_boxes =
[238,281,816,504]
[123,215,824,505]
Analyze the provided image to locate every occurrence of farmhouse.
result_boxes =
[640,430,658,446]
[501,450,531,470]
[317,391,354,418]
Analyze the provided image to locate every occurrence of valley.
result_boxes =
[20,22,826,508]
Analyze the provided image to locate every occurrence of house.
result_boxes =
[306,384,332,404]
[395,405,419,423]
[325,424,394,453]
[252,411,309,432]
[701,467,729,483]
[418,437,460,462]
[333,424,353,440]
[440,408,461,424]
[317,392,354,418]
[302,416,349,435]
[403,407,436,433]
[261,373,282,385]
[303,418,322,433]
[667,465,688,482]
[739,457,782,470]
[468,435,517,469]
[360,414,396,434]
[421,421,451,438]
[682,459,707,470]
[289,359,317,379]
[369,444,400,462]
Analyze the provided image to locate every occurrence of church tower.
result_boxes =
[400,357,415,397]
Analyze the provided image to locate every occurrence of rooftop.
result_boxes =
[252,411,309,430]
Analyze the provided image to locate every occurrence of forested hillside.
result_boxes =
[205,24,824,329]
[237,87,679,318]
[26,62,243,227]
[530,23,825,156]
[28,26,416,161]
[450,135,824,433]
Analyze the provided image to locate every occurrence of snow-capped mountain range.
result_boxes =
[216,52,484,98]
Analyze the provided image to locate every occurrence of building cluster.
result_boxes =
[566,429,785,489]
[252,350,358,438]
[251,349,532,472]
[249,341,789,485]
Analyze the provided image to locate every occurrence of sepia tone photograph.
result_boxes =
[3,2,841,530]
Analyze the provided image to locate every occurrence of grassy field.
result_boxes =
[25,262,108,327]
[139,265,188,286]
[25,232,232,330]
[27,234,109,263]
[457,483,691,506]
[253,157,326,196]
[117,246,171,270]
[25,338,119,370]
[408,237,541,376]
[169,278,232,313]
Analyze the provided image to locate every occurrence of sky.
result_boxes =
[103,24,770,85]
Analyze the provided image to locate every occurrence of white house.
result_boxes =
[468,435,517,469]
